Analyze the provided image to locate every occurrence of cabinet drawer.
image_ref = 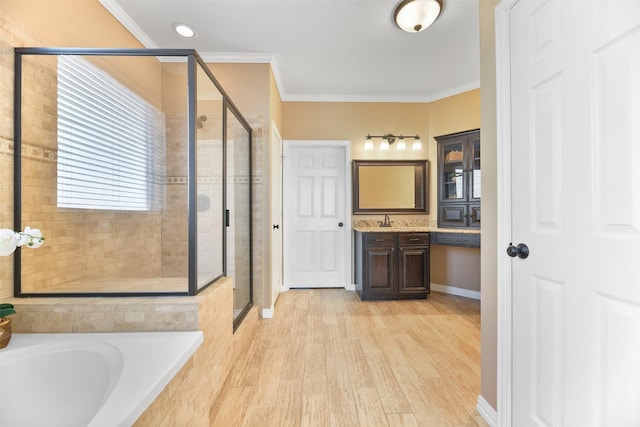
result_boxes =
[431,232,480,248]
[398,233,429,246]
[364,233,395,246]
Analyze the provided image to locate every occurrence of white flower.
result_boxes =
[0,226,45,256]
[0,229,18,257]
[21,226,44,249]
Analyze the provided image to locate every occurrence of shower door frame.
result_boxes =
[13,47,253,303]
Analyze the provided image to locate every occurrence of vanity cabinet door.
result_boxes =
[398,233,430,294]
[363,245,397,295]
[398,246,429,293]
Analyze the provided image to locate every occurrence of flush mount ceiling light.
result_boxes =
[174,23,196,38]
[394,0,442,33]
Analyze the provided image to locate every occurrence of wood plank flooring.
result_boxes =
[210,289,488,427]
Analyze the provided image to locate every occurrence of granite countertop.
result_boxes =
[353,226,480,234]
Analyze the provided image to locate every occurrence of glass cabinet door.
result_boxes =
[471,138,481,201]
[441,141,466,201]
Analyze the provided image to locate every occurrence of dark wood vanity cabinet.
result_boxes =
[355,231,429,300]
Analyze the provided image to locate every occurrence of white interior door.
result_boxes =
[503,1,640,425]
[283,141,350,288]
[270,123,283,305]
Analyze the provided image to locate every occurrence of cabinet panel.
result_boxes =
[470,204,481,227]
[364,233,395,246]
[365,247,396,293]
[399,246,430,293]
[431,232,480,248]
[398,233,429,246]
[439,205,467,228]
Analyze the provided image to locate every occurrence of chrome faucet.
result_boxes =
[380,214,392,227]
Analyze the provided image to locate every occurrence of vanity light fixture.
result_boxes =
[174,23,196,38]
[364,134,422,151]
[393,0,443,33]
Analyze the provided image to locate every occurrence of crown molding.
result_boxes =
[423,80,481,102]
[198,52,274,64]
[98,0,158,48]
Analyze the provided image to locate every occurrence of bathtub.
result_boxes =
[0,331,203,427]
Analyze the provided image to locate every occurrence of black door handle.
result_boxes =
[273,224,279,230]
[507,243,529,259]
[338,222,344,227]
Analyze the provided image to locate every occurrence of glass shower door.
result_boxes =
[195,64,224,289]
[226,107,252,326]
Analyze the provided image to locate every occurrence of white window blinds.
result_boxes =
[57,55,165,211]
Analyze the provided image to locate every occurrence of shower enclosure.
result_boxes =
[14,48,252,327]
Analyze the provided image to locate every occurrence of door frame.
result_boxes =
[495,0,519,425]
[267,121,283,318]
[282,140,352,291]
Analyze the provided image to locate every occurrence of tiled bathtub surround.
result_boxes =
[9,295,199,333]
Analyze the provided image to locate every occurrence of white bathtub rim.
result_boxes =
[1,331,204,427]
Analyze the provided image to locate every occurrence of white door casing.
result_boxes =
[270,122,283,311]
[283,141,351,289]
[497,1,640,426]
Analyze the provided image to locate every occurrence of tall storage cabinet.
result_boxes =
[435,129,481,229]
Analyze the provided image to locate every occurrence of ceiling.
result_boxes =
[99,0,480,103]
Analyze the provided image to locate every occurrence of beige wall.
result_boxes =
[281,94,481,292]
[479,0,500,411]
[206,63,270,118]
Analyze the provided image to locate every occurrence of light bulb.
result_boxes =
[380,140,390,150]
[364,138,374,150]
[396,138,406,150]
[412,138,423,150]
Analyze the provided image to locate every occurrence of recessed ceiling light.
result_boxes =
[174,23,196,38]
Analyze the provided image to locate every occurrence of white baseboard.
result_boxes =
[431,282,481,300]
[345,283,355,291]
[261,307,274,319]
[476,395,497,427]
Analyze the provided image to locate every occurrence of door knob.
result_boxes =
[507,243,529,259]
[273,224,279,230]
[338,222,344,227]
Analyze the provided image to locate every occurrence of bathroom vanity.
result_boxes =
[354,230,430,300]
[354,227,480,301]
[351,157,480,301]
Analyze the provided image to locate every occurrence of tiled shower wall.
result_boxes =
[17,53,170,293]
[1,17,45,299]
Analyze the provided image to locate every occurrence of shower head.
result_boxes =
[196,115,208,129]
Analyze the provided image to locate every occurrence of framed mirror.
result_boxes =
[353,160,428,214]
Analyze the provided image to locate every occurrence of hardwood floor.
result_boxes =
[210,289,488,427]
